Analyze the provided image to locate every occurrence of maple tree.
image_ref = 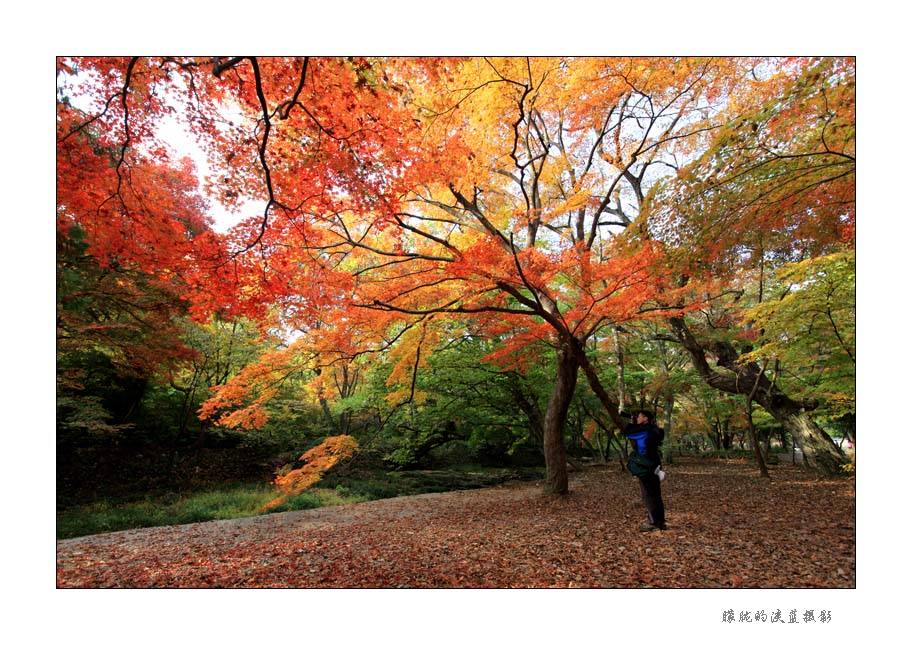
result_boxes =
[56,225,197,433]
[57,56,854,491]
[163,317,264,439]
[743,250,855,419]
[645,57,854,475]
[297,56,753,492]
[264,434,358,511]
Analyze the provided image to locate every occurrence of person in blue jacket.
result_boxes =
[623,410,667,532]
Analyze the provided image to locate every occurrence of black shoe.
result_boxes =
[639,523,661,532]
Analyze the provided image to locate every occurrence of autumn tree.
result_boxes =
[56,225,195,434]
[264,434,358,511]
[312,57,761,492]
[743,250,855,423]
[164,317,263,439]
[58,56,854,490]
[57,56,416,449]
[646,57,854,475]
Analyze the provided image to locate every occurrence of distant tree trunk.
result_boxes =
[722,421,733,450]
[542,345,579,494]
[195,418,209,449]
[709,421,722,450]
[580,401,622,469]
[570,342,627,432]
[613,327,626,411]
[746,360,770,478]
[778,426,789,453]
[568,342,634,474]
[402,421,462,467]
[177,390,191,434]
[570,404,585,451]
[839,413,856,445]
[612,331,631,469]
[509,376,545,455]
[169,377,195,436]
[595,429,608,463]
[663,392,674,464]
[319,397,338,433]
[340,410,352,435]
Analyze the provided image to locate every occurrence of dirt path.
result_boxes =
[57,458,855,588]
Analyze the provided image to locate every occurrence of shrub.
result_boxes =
[266,492,322,513]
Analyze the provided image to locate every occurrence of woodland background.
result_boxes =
[55,55,854,590]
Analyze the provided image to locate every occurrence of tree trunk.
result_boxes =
[746,402,770,478]
[195,419,208,449]
[670,317,845,476]
[542,345,579,494]
[403,422,462,467]
[570,341,627,431]
[839,413,856,445]
[745,359,770,477]
[775,407,844,474]
[615,436,629,471]
[319,397,339,434]
[778,425,789,453]
[613,327,626,411]
[596,429,608,463]
[567,342,633,472]
[663,392,674,464]
[510,377,545,455]
[177,389,191,434]
[581,401,623,468]
[709,422,722,450]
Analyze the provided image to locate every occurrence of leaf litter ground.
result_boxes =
[56,457,855,588]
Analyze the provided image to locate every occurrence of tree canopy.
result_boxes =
[56,56,855,491]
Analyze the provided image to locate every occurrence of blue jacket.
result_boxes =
[623,422,664,463]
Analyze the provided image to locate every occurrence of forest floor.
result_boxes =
[56,457,855,588]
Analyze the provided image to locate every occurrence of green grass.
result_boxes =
[56,483,369,540]
[322,465,543,499]
[57,466,544,540]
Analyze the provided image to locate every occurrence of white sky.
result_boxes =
[154,114,265,233]
[59,66,265,233]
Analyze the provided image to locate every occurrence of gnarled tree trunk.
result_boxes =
[772,405,844,475]
[670,317,845,476]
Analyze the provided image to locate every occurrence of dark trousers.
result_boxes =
[637,473,666,527]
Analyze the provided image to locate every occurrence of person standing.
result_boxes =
[623,410,667,532]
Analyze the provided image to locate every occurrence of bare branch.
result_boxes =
[279,57,310,120]
[211,57,245,77]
